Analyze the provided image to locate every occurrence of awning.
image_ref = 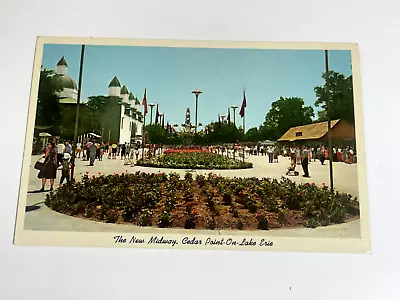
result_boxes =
[88,133,101,138]
[39,132,52,137]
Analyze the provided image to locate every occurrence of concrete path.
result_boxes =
[23,153,360,238]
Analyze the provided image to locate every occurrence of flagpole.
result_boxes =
[142,114,146,161]
[71,45,85,181]
[243,114,245,135]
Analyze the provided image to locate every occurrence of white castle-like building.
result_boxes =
[54,56,144,145]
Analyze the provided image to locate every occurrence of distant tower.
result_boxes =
[120,85,129,102]
[185,108,191,126]
[108,76,121,97]
[183,108,192,133]
[56,56,68,75]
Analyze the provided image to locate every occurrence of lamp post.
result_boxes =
[192,89,202,134]
[231,105,238,126]
[325,50,334,193]
[100,100,105,143]
[149,103,155,125]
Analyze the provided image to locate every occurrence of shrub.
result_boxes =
[256,213,269,230]
[137,151,253,170]
[45,172,359,230]
[158,211,172,228]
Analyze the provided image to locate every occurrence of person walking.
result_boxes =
[76,141,82,158]
[267,146,273,163]
[60,152,71,185]
[38,141,58,192]
[108,143,113,159]
[65,141,72,154]
[273,147,279,163]
[121,142,127,160]
[89,140,97,166]
[56,140,65,166]
[301,146,310,177]
[319,146,326,165]
[112,143,118,159]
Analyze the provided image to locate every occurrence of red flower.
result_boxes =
[256,213,260,218]
[187,202,191,205]
[85,172,89,175]
[298,192,301,196]
[98,172,102,175]
[312,182,316,186]
[322,182,326,186]
[193,209,197,214]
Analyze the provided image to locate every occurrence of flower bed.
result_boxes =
[45,172,360,230]
[164,148,208,154]
[137,151,252,169]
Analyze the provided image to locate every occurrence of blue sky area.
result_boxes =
[42,44,352,130]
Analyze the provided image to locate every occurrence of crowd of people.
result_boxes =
[34,137,357,191]
[77,140,142,165]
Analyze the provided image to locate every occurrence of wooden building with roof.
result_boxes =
[277,119,355,146]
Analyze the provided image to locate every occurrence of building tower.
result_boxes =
[120,85,129,103]
[108,76,121,97]
[183,108,192,133]
[56,56,68,75]
[55,56,78,100]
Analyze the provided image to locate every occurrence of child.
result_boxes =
[60,153,71,184]
[135,149,139,161]
[100,147,104,161]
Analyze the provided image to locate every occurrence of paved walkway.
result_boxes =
[23,153,360,238]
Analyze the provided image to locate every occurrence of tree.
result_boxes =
[245,127,261,142]
[145,124,169,144]
[87,95,108,110]
[35,67,63,131]
[203,122,243,144]
[314,71,354,122]
[260,97,314,140]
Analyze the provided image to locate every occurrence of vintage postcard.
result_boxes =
[13,37,371,253]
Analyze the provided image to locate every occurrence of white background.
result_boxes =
[1,0,399,299]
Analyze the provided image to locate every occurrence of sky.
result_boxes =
[42,44,352,130]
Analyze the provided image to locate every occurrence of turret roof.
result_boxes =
[57,56,68,67]
[121,85,129,94]
[108,76,121,87]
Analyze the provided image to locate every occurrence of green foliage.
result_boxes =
[203,122,244,144]
[45,172,359,230]
[256,213,269,230]
[259,97,314,140]
[35,67,63,133]
[145,124,170,144]
[245,127,261,142]
[86,95,108,110]
[138,151,253,169]
[314,71,354,122]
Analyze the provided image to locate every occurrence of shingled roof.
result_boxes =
[278,119,341,142]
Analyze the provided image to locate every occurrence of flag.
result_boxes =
[142,88,148,115]
[218,114,221,128]
[227,107,231,126]
[155,105,159,124]
[239,90,247,118]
